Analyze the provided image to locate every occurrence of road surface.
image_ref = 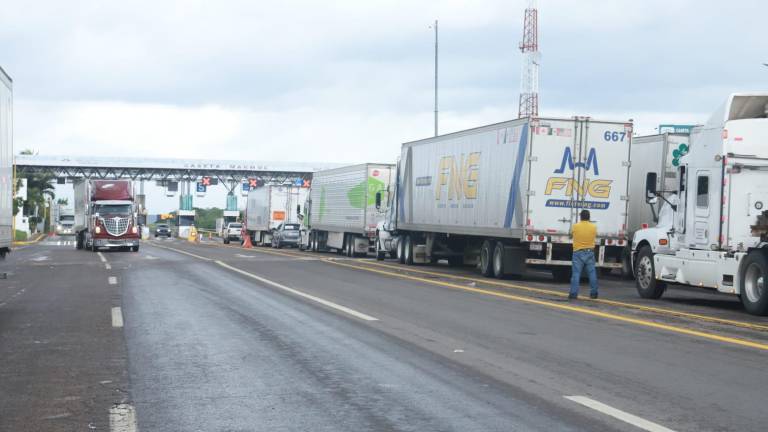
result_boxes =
[1,236,767,431]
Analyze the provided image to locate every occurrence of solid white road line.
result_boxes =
[216,260,379,322]
[111,307,124,328]
[108,276,117,285]
[97,252,107,263]
[109,403,137,432]
[564,396,677,432]
[150,243,212,261]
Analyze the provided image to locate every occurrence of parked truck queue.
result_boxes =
[254,93,766,316]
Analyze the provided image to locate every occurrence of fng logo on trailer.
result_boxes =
[435,153,480,203]
[544,147,612,209]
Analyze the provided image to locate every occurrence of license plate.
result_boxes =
[529,243,543,251]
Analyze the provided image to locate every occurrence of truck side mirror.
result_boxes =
[296,204,301,215]
[375,191,382,209]
[645,172,657,203]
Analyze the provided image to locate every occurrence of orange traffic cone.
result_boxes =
[242,232,253,249]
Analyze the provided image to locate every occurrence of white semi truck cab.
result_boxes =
[632,93,768,315]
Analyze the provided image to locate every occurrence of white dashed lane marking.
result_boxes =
[565,396,677,432]
[111,307,124,328]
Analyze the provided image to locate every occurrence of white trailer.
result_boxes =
[621,133,690,276]
[0,66,11,257]
[633,93,768,315]
[381,117,633,280]
[245,184,308,246]
[302,164,394,257]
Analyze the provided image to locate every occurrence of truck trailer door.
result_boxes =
[526,118,583,236]
[579,120,632,238]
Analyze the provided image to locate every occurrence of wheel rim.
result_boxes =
[744,263,765,303]
[637,256,653,289]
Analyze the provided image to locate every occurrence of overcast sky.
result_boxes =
[4,0,767,211]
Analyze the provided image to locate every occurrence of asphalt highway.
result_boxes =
[2,236,767,431]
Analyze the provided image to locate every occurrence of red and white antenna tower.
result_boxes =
[518,0,540,118]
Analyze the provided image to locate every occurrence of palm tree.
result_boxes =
[19,149,56,232]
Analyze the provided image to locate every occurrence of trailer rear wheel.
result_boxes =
[345,236,354,257]
[397,237,406,264]
[480,240,495,277]
[403,235,414,265]
[635,246,665,299]
[740,251,768,316]
[492,242,506,279]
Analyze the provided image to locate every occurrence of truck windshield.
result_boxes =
[60,215,74,222]
[94,204,132,214]
[229,224,242,228]
[283,224,299,230]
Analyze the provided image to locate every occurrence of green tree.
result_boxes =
[193,207,223,230]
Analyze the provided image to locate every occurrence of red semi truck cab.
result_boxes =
[74,180,141,252]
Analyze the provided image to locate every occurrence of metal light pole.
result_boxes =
[433,19,438,137]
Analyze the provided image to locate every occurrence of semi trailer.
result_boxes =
[0,66,11,258]
[301,164,394,257]
[245,184,308,246]
[377,117,633,280]
[619,132,690,276]
[632,93,768,315]
[74,179,140,251]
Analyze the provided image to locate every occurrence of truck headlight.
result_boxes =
[131,226,138,234]
[95,226,102,234]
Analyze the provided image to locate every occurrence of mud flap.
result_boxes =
[502,245,527,276]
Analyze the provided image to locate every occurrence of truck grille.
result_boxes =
[102,216,129,236]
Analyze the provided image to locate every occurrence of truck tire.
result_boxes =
[397,237,406,264]
[76,233,83,250]
[551,267,571,283]
[375,233,385,261]
[634,246,666,299]
[132,245,139,252]
[620,249,634,279]
[740,251,768,316]
[345,236,353,257]
[492,242,506,279]
[224,238,230,244]
[480,240,495,277]
[403,235,414,265]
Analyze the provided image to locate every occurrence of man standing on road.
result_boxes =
[569,209,598,300]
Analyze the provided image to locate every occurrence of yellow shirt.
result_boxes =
[572,221,596,251]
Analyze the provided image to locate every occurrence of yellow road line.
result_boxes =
[192,240,768,331]
[12,233,47,246]
[358,260,768,332]
[325,259,768,352]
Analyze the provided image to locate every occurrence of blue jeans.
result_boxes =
[570,249,598,297]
